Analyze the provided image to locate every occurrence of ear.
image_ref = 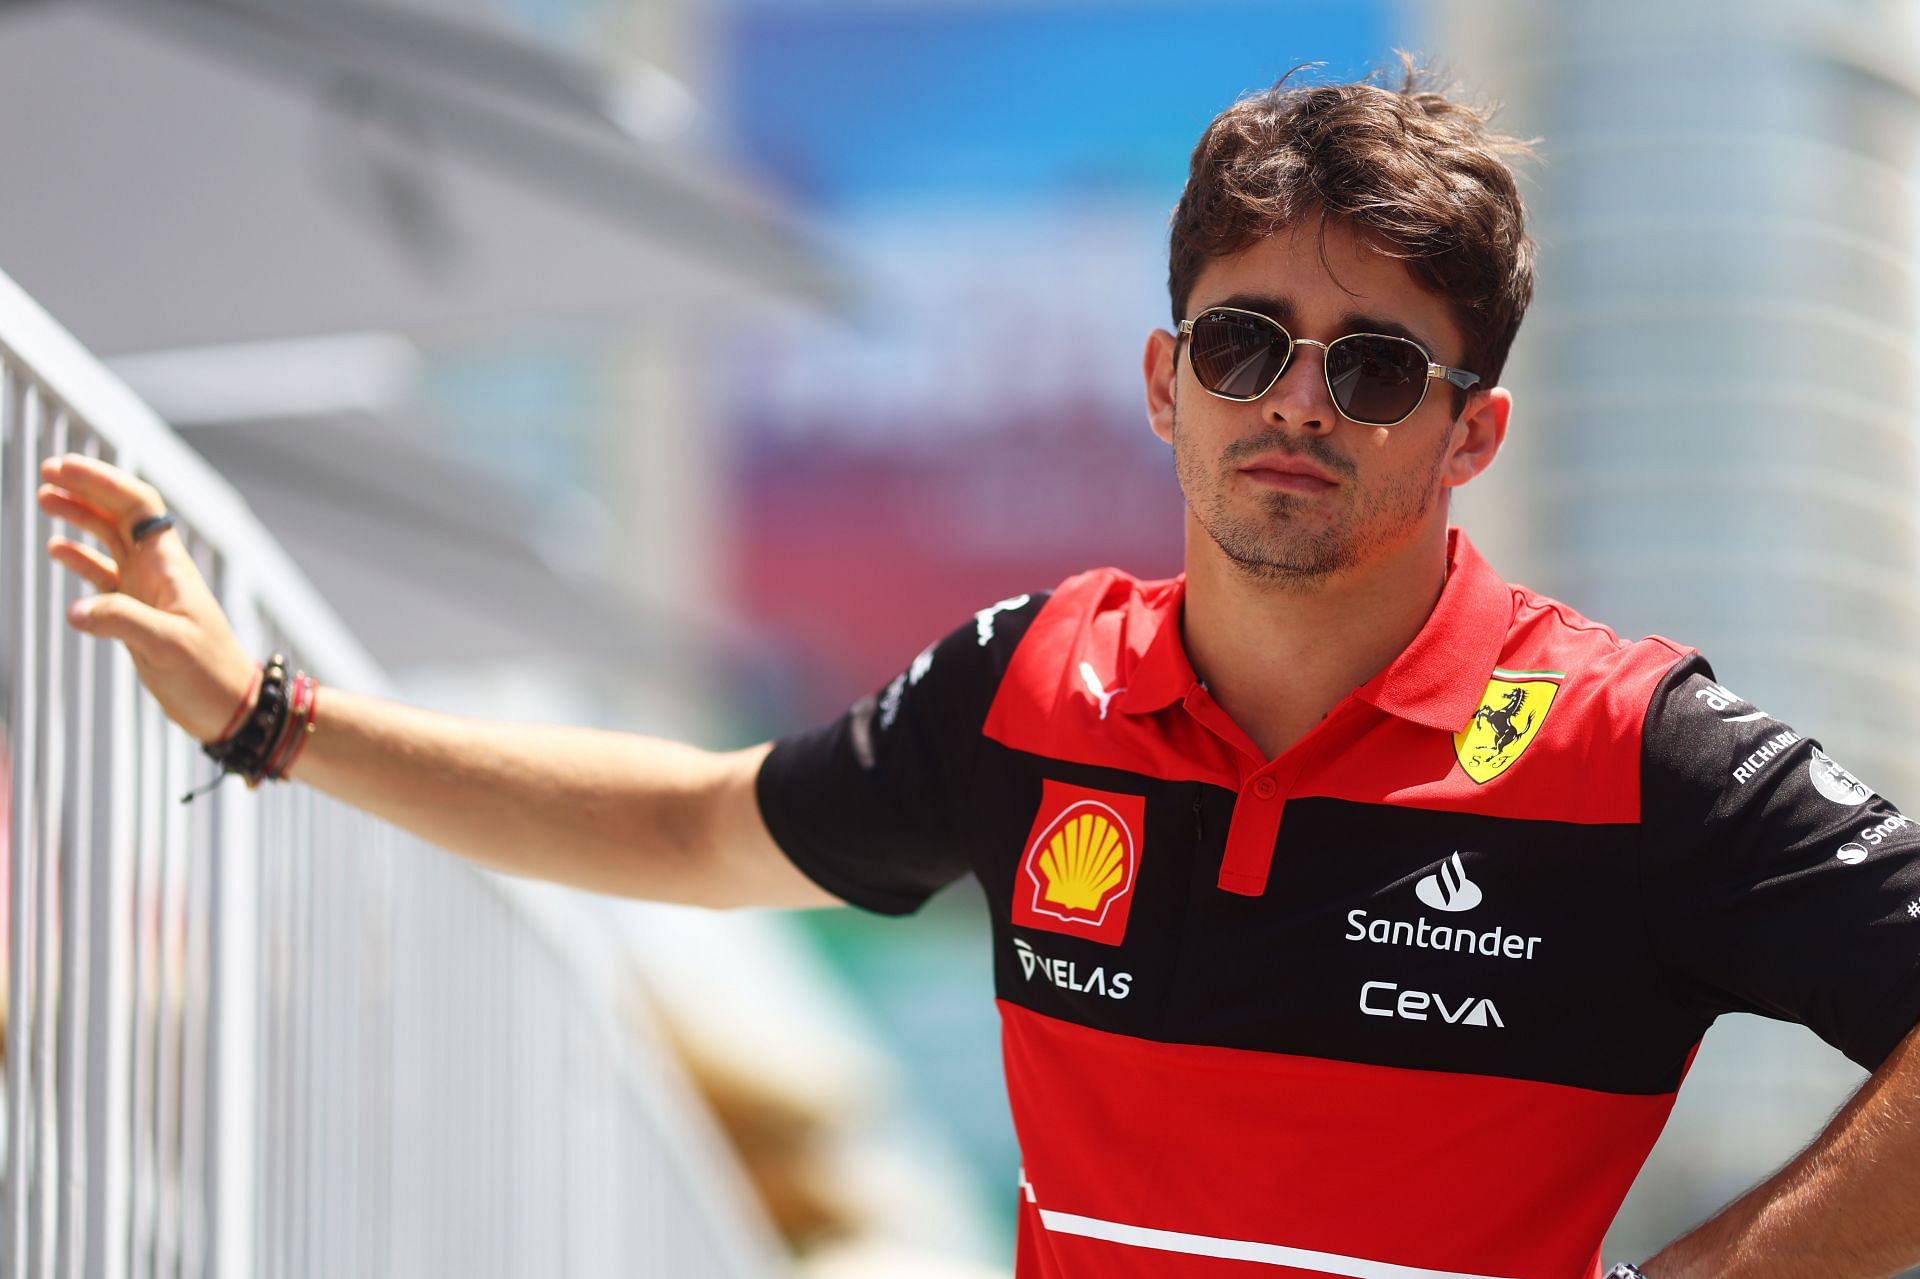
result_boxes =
[1441,385,1511,489]
[1145,328,1179,445]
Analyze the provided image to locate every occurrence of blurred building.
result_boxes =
[1420,0,1920,1263]
[0,0,840,740]
[1425,0,1920,796]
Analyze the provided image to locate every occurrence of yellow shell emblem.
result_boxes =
[1037,811,1128,913]
[1453,671,1562,785]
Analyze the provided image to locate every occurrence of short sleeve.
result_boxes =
[1641,655,1920,1071]
[755,592,1046,916]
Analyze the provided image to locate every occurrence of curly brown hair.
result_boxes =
[1168,56,1535,388]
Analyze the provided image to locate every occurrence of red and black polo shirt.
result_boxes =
[756,528,1920,1279]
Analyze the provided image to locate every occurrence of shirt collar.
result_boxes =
[1112,576,1195,716]
[1352,528,1514,732]
[1113,528,1513,732]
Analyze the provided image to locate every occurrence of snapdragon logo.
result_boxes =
[1835,812,1914,864]
[1861,812,1912,847]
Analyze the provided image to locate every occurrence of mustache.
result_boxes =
[1219,429,1356,479]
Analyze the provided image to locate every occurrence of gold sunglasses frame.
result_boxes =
[1177,306,1481,427]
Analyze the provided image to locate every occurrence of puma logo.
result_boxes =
[1078,661,1125,721]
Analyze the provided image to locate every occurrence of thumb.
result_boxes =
[68,591,175,647]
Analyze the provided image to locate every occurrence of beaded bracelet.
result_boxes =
[180,655,321,803]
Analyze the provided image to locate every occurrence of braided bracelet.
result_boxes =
[180,655,320,802]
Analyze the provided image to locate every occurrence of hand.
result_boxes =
[38,453,259,743]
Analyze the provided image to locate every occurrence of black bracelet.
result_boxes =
[182,654,292,802]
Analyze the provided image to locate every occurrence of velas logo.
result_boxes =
[1454,669,1562,785]
[1012,938,1132,1001]
[1010,781,1145,947]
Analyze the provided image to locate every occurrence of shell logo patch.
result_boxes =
[1453,669,1563,785]
[1011,781,1144,947]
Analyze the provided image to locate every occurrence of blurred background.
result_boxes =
[4,0,1918,1273]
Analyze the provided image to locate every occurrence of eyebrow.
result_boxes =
[1209,293,1435,355]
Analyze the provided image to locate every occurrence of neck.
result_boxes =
[1181,516,1452,759]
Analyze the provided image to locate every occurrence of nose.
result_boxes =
[1262,337,1337,434]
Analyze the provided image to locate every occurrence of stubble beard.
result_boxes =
[1172,406,1453,587]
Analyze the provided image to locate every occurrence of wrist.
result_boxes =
[201,661,263,746]
[181,654,321,802]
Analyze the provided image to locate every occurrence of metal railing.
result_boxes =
[0,265,790,1279]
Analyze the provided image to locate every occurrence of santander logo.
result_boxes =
[1414,853,1482,913]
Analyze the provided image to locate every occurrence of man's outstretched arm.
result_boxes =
[281,699,835,909]
[1641,1019,1920,1279]
[37,451,839,911]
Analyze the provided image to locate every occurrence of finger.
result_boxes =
[37,485,125,554]
[41,454,163,527]
[48,537,121,592]
[65,591,174,649]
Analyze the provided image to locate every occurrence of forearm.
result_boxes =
[1643,1024,1920,1279]
[283,685,770,906]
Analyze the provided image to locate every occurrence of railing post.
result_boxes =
[31,403,70,1279]
[80,441,137,1279]
[5,367,43,1279]
[54,430,101,1279]
[205,574,261,1279]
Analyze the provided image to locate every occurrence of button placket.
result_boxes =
[1176,683,1313,897]
[1218,762,1297,896]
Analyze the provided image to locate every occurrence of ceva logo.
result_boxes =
[1361,981,1505,1027]
[1414,853,1482,913]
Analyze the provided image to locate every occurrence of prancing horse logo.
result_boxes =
[1474,688,1533,760]
[1453,672,1562,785]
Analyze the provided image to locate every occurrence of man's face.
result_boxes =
[1147,218,1498,585]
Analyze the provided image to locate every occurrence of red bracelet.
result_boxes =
[211,664,263,745]
[278,682,318,777]
[263,675,313,780]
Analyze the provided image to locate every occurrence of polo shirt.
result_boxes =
[756,528,1920,1279]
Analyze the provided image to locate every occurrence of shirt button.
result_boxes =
[1251,776,1279,800]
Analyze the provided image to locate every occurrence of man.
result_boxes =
[37,65,1920,1279]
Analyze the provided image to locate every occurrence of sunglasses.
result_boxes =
[1177,306,1481,427]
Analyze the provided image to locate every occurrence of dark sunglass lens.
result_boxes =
[1326,334,1428,424]
[1190,313,1289,398]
